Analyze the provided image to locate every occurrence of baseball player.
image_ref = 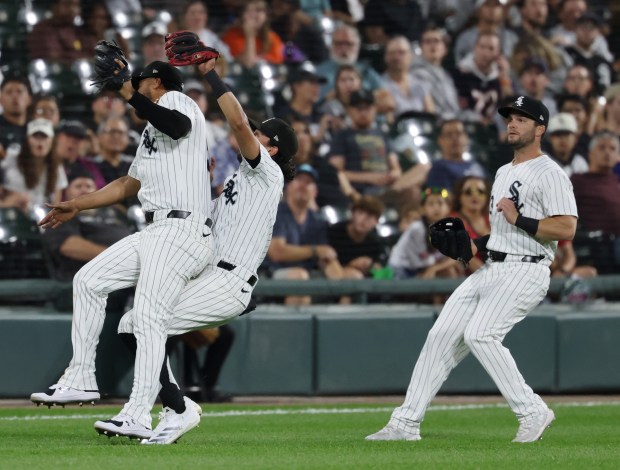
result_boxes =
[367,96,578,443]
[115,56,298,444]
[31,60,214,439]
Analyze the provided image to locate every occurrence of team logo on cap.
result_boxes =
[515,96,524,107]
[539,115,544,121]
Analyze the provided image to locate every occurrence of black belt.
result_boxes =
[488,250,545,263]
[217,260,257,287]
[144,210,212,229]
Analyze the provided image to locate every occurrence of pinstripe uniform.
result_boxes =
[118,144,283,334]
[56,91,214,428]
[389,155,578,433]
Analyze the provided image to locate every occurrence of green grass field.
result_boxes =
[0,401,619,469]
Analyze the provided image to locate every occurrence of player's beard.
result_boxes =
[508,126,536,150]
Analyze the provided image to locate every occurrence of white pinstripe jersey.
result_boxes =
[128,91,211,216]
[212,145,284,272]
[487,155,578,261]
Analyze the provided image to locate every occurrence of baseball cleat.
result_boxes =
[143,397,202,445]
[365,423,421,441]
[512,408,555,443]
[94,414,153,440]
[30,384,100,407]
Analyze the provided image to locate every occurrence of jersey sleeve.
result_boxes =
[128,157,139,180]
[539,168,579,218]
[158,91,197,127]
[240,144,283,187]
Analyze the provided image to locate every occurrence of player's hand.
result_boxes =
[496,197,519,225]
[39,200,80,229]
[315,245,338,261]
[197,58,217,75]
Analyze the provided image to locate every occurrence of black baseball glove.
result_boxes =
[429,217,473,267]
[164,30,220,66]
[91,40,131,92]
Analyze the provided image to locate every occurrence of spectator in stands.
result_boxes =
[516,57,558,116]
[381,36,435,120]
[549,0,587,46]
[571,131,620,272]
[449,176,491,272]
[327,195,386,281]
[362,0,425,45]
[274,69,326,140]
[319,65,362,132]
[328,90,402,198]
[42,170,135,282]
[93,116,134,186]
[331,0,365,25]
[454,32,513,123]
[0,119,66,212]
[270,0,329,64]
[27,0,92,64]
[410,26,460,119]
[545,112,588,177]
[139,22,169,68]
[0,75,32,155]
[179,0,233,61]
[388,187,459,280]
[30,95,61,128]
[550,240,597,280]
[315,24,383,100]
[560,64,594,100]
[563,12,614,95]
[454,0,519,63]
[266,164,347,305]
[55,120,106,190]
[426,119,487,190]
[291,119,354,208]
[82,1,131,59]
[557,93,591,158]
[221,0,285,67]
[594,83,620,135]
[516,0,551,36]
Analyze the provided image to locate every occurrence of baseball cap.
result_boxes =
[349,89,375,107]
[184,79,206,95]
[296,163,319,181]
[498,95,549,125]
[289,69,327,85]
[250,117,298,160]
[142,21,167,39]
[547,113,578,134]
[57,119,87,139]
[475,0,506,9]
[519,56,548,75]
[131,61,183,92]
[576,11,604,27]
[27,118,54,138]
[68,168,95,184]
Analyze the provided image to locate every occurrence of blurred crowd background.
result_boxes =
[0,0,619,306]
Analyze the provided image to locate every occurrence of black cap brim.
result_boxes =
[498,105,541,124]
[248,118,261,132]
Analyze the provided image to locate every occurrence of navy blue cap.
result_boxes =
[296,163,318,181]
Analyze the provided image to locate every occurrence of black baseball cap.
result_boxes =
[289,69,327,85]
[576,11,604,27]
[349,89,375,107]
[296,163,319,181]
[498,95,549,126]
[250,117,298,159]
[131,61,183,92]
[57,119,87,139]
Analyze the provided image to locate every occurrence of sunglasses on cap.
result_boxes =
[422,187,449,202]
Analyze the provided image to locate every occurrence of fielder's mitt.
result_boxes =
[91,40,131,91]
[429,217,473,266]
[164,30,220,66]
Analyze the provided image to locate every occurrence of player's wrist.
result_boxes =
[515,214,539,236]
[204,70,229,99]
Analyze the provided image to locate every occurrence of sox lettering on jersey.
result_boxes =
[142,129,158,155]
[223,176,238,205]
[508,180,524,213]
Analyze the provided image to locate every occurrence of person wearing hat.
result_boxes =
[368,95,578,443]
[0,118,66,211]
[54,119,107,190]
[139,21,168,68]
[0,75,32,153]
[594,82,620,136]
[33,59,215,441]
[517,56,557,117]
[545,112,588,177]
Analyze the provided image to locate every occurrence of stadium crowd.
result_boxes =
[0,0,619,304]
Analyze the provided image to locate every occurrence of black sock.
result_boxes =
[203,325,235,390]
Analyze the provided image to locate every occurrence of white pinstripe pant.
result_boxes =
[391,261,550,433]
[57,218,213,428]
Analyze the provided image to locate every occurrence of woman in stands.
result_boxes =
[450,176,491,273]
[0,119,66,213]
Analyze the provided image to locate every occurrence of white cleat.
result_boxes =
[31,384,100,407]
[365,423,421,441]
[512,408,556,443]
[94,414,153,440]
[143,397,202,445]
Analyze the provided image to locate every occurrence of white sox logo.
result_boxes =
[515,96,524,107]
[223,176,238,205]
[509,181,524,213]
[143,129,158,155]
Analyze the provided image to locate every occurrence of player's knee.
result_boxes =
[286,268,310,281]
[73,267,102,295]
[463,328,486,349]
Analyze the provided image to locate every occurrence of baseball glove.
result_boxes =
[164,30,220,66]
[429,217,473,266]
[91,40,131,92]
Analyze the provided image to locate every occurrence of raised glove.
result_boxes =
[164,30,220,66]
[429,217,473,266]
[91,40,131,92]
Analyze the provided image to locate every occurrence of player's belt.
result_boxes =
[488,250,545,263]
[144,210,213,228]
[217,260,258,287]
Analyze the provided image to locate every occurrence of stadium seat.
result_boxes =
[0,208,49,279]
